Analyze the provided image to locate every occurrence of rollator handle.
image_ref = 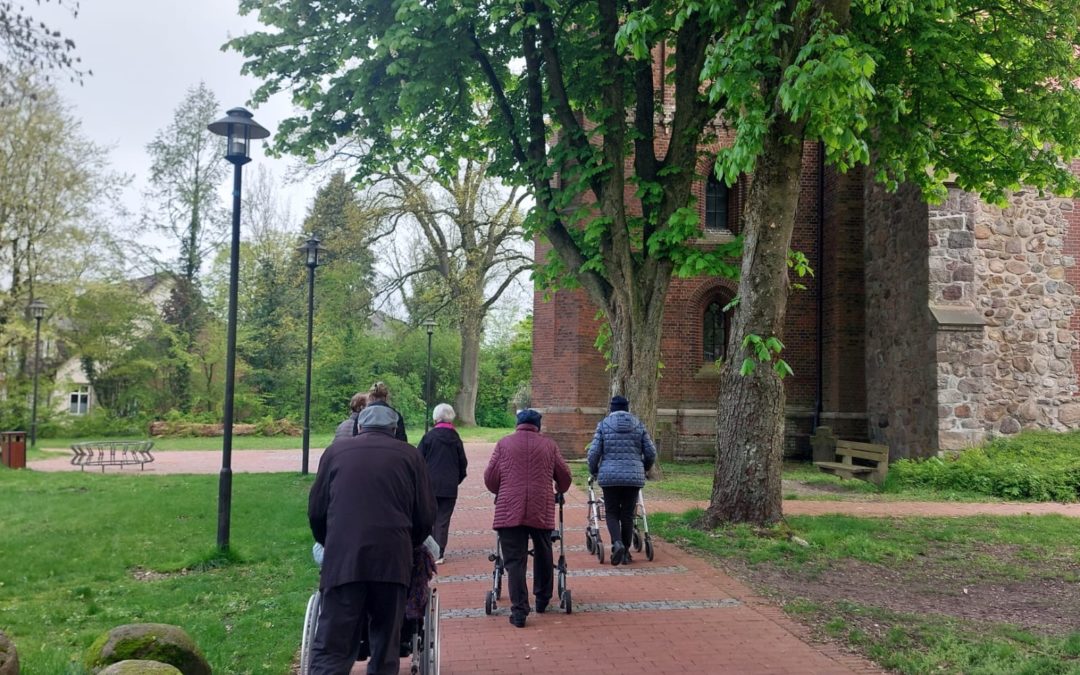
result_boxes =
[554,492,565,505]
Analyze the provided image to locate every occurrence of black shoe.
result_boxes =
[509,612,527,628]
[535,599,549,614]
[624,550,633,564]
[611,541,626,566]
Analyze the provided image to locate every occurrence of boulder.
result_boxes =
[99,661,183,674]
[0,630,18,675]
[85,624,210,675]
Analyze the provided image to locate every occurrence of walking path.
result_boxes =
[27,445,1080,673]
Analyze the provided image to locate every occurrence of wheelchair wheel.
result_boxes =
[422,589,440,675]
[645,535,655,561]
[485,589,495,615]
[632,529,643,552]
[561,589,572,614]
[299,591,321,675]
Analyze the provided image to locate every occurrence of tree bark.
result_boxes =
[455,311,483,426]
[705,121,806,526]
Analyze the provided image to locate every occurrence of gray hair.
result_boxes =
[432,403,456,424]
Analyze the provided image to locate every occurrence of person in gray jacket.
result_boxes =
[587,395,656,566]
[333,392,368,442]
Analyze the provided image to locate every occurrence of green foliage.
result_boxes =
[889,431,1080,502]
[738,334,794,379]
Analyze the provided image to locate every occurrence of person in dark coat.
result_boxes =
[308,404,436,675]
[587,395,656,566]
[366,381,408,443]
[417,403,467,564]
[332,392,367,442]
[484,409,572,628]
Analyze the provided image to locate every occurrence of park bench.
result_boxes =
[70,441,155,472]
[811,429,889,485]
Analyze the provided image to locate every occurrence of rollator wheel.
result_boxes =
[632,529,643,552]
[645,536,655,561]
[596,540,605,564]
[485,590,494,615]
[585,532,594,553]
[299,591,321,675]
[495,570,503,600]
[557,570,567,597]
[561,589,572,614]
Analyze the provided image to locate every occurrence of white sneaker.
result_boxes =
[435,558,445,565]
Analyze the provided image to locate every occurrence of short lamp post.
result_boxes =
[423,318,436,433]
[298,234,326,476]
[207,107,270,552]
[28,299,47,448]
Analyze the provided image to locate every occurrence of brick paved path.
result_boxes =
[31,444,1079,673]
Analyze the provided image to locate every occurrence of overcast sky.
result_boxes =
[36,0,315,242]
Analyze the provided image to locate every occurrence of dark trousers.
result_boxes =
[311,581,407,675]
[602,485,639,549]
[434,496,457,557]
[498,526,553,615]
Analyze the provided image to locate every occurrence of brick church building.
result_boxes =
[531,146,1080,461]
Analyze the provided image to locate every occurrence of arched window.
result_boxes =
[703,299,730,362]
[705,172,728,231]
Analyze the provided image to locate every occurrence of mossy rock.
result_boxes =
[99,661,183,674]
[0,630,18,675]
[84,624,210,675]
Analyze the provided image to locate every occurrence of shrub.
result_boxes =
[888,431,1080,501]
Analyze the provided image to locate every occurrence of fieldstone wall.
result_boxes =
[864,181,938,458]
[934,188,1080,440]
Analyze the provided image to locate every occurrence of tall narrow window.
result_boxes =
[705,172,728,231]
[703,300,729,362]
[69,386,90,415]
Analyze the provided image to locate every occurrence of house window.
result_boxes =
[703,300,730,362]
[705,172,729,231]
[69,386,90,415]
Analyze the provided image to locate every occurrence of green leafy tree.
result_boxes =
[230,0,1080,523]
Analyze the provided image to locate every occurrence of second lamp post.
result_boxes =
[423,319,436,433]
[298,234,325,475]
[28,298,47,448]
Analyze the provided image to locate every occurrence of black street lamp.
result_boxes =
[207,107,270,551]
[28,299,47,448]
[297,234,326,475]
[423,318,436,433]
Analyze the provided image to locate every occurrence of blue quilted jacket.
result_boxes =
[587,411,657,488]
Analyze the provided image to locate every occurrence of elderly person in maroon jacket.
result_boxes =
[484,408,572,628]
[308,404,436,675]
[417,402,468,564]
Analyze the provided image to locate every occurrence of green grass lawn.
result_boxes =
[0,468,316,674]
[654,510,1080,674]
[33,425,514,456]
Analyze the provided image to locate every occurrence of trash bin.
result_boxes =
[0,431,27,469]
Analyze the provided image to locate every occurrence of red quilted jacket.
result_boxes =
[484,424,572,530]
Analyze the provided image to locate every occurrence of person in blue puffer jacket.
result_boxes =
[587,395,656,566]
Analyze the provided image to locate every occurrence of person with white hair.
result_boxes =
[416,403,468,564]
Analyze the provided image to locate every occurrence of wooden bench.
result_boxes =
[71,441,155,472]
[813,438,889,485]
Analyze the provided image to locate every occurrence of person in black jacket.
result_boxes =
[417,403,467,564]
[308,404,436,675]
[366,381,408,443]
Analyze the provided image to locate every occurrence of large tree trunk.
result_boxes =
[607,272,671,479]
[455,311,483,426]
[705,122,806,526]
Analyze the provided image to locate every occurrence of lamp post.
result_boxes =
[422,318,436,433]
[28,299,47,448]
[297,234,326,475]
[207,107,270,551]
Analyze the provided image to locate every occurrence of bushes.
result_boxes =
[888,431,1080,501]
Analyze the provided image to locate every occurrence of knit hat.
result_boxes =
[356,405,398,429]
[610,395,629,412]
[516,408,542,429]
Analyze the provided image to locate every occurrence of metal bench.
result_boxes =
[71,441,155,472]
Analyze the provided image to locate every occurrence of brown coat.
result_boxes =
[483,424,572,530]
[309,429,436,589]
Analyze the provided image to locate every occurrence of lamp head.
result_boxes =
[207,107,270,165]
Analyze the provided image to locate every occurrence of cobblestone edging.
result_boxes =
[436,565,687,584]
[439,598,742,619]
